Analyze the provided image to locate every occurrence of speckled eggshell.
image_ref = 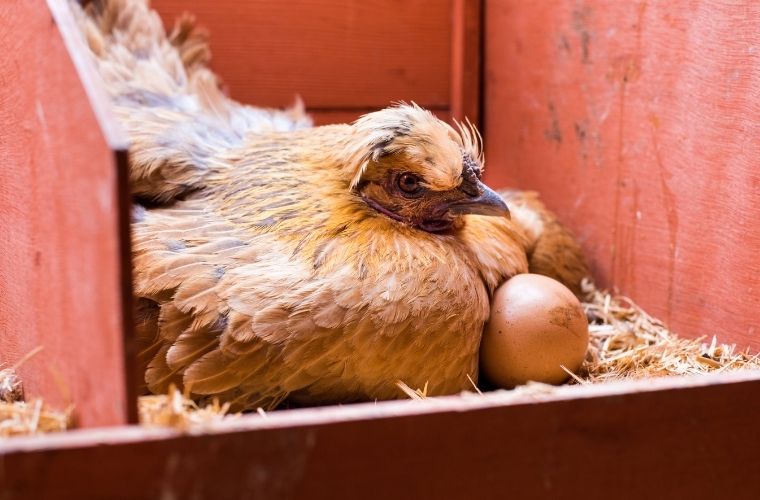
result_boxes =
[480,273,589,388]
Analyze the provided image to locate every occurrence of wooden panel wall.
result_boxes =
[152,0,482,125]
[484,1,760,349]
[0,0,134,426]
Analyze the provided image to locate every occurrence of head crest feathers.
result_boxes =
[343,103,483,189]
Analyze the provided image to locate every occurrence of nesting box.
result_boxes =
[1,0,759,498]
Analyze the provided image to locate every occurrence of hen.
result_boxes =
[75,0,588,409]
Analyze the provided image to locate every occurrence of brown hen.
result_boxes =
[74,0,588,409]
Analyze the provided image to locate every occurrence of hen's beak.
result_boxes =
[449,182,511,219]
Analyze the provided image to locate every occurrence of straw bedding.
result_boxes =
[2,280,757,435]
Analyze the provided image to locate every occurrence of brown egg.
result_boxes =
[480,273,589,388]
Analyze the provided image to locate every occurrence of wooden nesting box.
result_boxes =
[1,0,759,497]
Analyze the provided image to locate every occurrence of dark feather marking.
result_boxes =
[277,210,298,221]
[312,240,332,269]
[132,204,147,222]
[255,216,277,228]
[212,311,229,332]
[244,180,272,187]
[222,184,250,198]
[260,189,289,198]
[166,239,187,251]
[372,136,394,158]
[292,235,310,258]
[248,147,282,154]
[389,121,411,137]
[330,223,349,236]
[257,159,289,167]
[261,198,295,211]
[115,91,178,109]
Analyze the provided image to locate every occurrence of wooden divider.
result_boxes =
[0,0,134,426]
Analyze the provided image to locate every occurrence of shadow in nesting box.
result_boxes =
[1,0,760,498]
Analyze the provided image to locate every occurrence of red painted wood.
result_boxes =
[1,372,759,499]
[484,1,760,349]
[450,0,482,125]
[0,0,134,426]
[152,0,454,117]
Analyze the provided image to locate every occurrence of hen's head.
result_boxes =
[344,104,509,233]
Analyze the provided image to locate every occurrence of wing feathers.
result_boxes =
[183,350,242,394]
[166,329,219,370]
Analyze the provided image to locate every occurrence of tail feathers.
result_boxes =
[71,0,312,202]
[76,0,187,107]
[500,190,590,297]
[168,13,212,72]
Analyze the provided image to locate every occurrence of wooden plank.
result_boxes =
[1,371,759,499]
[151,0,453,112]
[450,0,482,126]
[152,1,481,125]
[0,0,134,426]
[483,1,760,349]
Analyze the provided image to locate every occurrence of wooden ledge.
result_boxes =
[1,371,759,498]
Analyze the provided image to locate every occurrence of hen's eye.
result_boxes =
[397,173,422,195]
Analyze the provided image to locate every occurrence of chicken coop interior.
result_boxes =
[0,0,759,498]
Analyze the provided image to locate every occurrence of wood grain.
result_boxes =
[484,1,760,349]
[0,0,133,426]
[1,371,759,499]
[152,0,454,114]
